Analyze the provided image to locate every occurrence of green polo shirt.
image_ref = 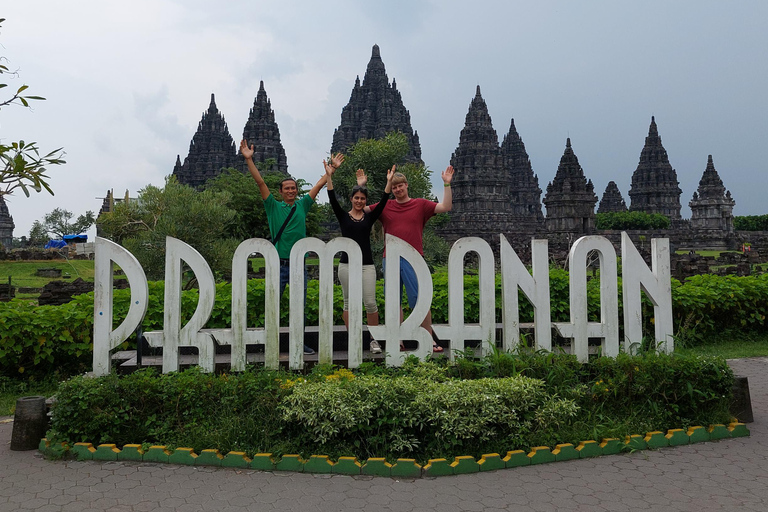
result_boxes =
[264,193,315,259]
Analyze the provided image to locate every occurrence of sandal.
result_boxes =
[432,343,444,353]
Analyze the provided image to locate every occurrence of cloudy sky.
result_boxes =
[2,1,766,238]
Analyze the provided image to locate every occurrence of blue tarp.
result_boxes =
[63,234,88,243]
[44,240,68,249]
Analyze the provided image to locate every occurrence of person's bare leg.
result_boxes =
[367,312,379,326]
[422,311,443,352]
[342,310,349,329]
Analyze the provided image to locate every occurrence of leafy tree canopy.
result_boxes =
[595,211,671,231]
[97,176,239,279]
[40,208,96,239]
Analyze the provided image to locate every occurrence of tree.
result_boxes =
[28,220,48,246]
[97,176,239,279]
[0,18,65,199]
[41,208,96,239]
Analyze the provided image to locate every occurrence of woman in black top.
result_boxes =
[324,154,394,354]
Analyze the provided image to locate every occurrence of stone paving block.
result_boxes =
[451,456,480,474]
[93,444,120,461]
[221,451,250,469]
[624,434,647,451]
[71,442,95,461]
[196,449,224,466]
[708,424,730,440]
[666,429,689,446]
[687,426,710,444]
[504,450,531,468]
[478,453,505,472]
[423,458,453,477]
[362,458,393,477]
[553,443,579,461]
[332,456,361,475]
[304,455,334,473]
[600,438,622,456]
[144,445,171,463]
[250,453,275,471]
[168,448,197,465]
[644,431,669,449]
[391,458,422,478]
[118,444,144,462]
[528,446,556,465]
[728,422,750,438]
[275,454,305,472]
[576,440,601,458]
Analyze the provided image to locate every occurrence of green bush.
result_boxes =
[734,215,768,231]
[595,211,671,230]
[48,352,733,464]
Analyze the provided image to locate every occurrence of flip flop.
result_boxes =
[432,344,444,353]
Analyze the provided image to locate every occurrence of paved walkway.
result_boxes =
[2,358,767,512]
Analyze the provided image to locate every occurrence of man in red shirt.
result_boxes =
[363,166,454,352]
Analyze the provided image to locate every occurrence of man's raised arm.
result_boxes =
[434,165,455,214]
[240,139,270,200]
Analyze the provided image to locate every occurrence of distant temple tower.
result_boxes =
[0,195,14,248]
[446,86,505,234]
[240,81,289,174]
[628,117,682,219]
[689,155,735,233]
[543,138,598,234]
[173,94,238,188]
[331,45,422,163]
[500,118,544,227]
[597,181,628,213]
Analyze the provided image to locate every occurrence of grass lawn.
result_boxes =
[0,378,60,417]
[0,260,95,300]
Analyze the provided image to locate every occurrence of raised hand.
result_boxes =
[330,152,345,169]
[356,168,368,187]
[386,164,396,183]
[240,139,254,160]
[442,165,455,184]
[323,159,334,176]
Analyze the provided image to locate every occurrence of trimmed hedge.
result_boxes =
[2,271,767,377]
[48,352,734,463]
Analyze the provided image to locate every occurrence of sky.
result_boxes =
[2,1,767,239]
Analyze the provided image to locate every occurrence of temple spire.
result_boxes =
[543,138,597,234]
[240,81,288,174]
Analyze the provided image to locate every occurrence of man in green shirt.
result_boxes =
[240,139,329,354]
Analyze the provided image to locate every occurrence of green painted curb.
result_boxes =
[169,448,197,465]
[553,443,579,461]
[391,458,422,478]
[528,446,556,465]
[624,434,647,451]
[576,440,601,458]
[687,426,710,444]
[600,438,622,456]
[144,446,170,463]
[666,429,689,446]
[118,444,144,462]
[304,455,334,474]
[71,442,95,461]
[504,450,531,468]
[221,452,250,469]
[451,456,479,474]
[362,458,392,477]
[196,449,223,466]
[275,454,305,472]
[250,453,275,471]
[708,424,730,440]
[478,453,505,472]
[93,444,120,461]
[333,457,361,475]
[728,422,750,438]
[423,458,453,477]
[645,431,669,449]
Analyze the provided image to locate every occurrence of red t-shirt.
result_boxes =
[368,198,437,256]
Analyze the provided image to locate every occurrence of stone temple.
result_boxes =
[331,45,422,163]
[0,195,14,248]
[598,181,627,214]
[542,138,598,235]
[173,83,288,188]
[689,155,735,234]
